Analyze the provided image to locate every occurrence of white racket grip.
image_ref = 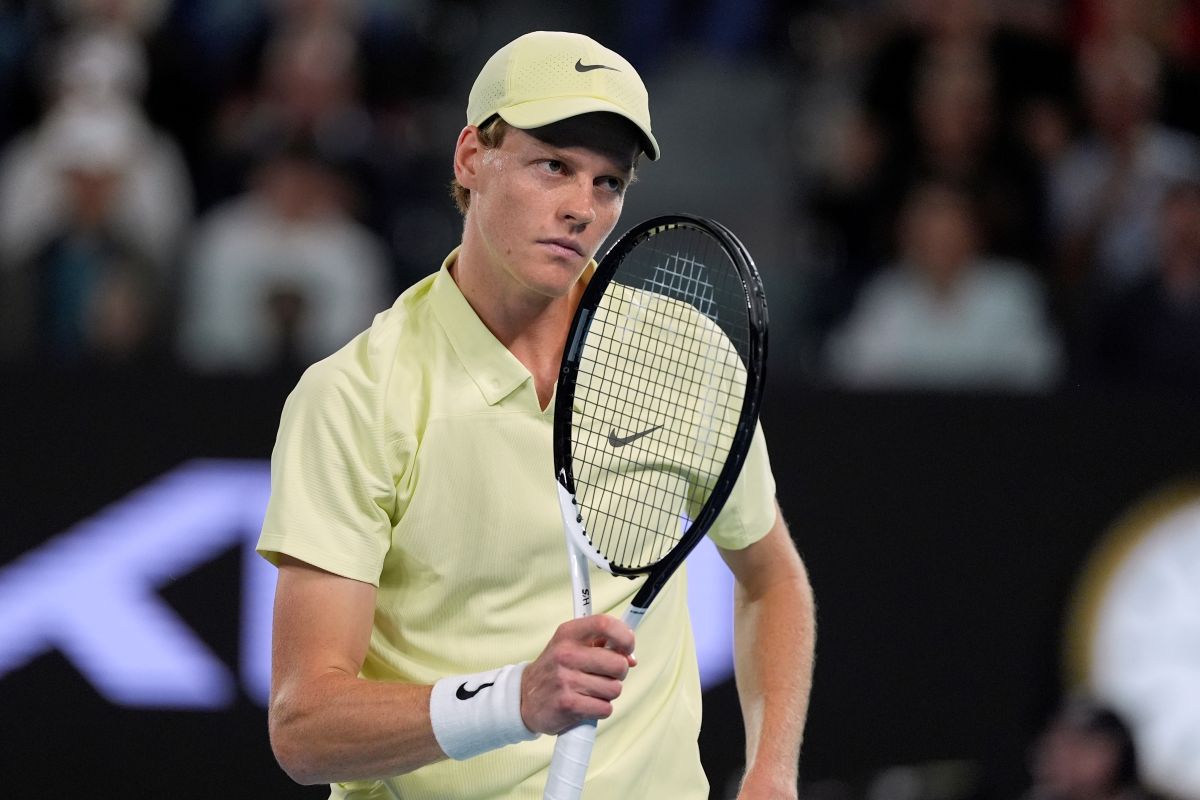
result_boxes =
[543,719,598,800]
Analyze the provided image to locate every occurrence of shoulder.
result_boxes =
[297,273,438,398]
[286,275,441,422]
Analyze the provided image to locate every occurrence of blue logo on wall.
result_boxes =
[0,460,733,709]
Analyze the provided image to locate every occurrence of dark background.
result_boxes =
[3,371,1197,798]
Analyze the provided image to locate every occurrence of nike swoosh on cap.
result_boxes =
[575,59,619,73]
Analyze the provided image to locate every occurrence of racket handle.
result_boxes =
[543,719,598,800]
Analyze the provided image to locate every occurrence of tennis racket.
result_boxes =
[543,214,768,799]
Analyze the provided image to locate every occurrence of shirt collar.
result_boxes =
[430,247,597,410]
[429,247,531,406]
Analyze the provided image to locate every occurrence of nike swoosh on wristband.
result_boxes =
[575,59,619,73]
[608,425,663,447]
[456,681,495,700]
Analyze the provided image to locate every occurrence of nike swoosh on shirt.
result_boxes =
[608,425,663,447]
[575,59,619,73]
[456,681,495,700]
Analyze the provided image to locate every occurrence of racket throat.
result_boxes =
[555,475,613,576]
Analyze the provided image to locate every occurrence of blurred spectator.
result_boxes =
[902,51,1047,264]
[136,1,268,174]
[1022,696,1151,800]
[204,13,377,209]
[864,0,1076,171]
[1066,0,1200,138]
[176,140,391,374]
[47,24,149,103]
[1047,35,1200,293]
[1078,180,1200,393]
[824,180,1062,391]
[0,29,193,271]
[806,3,1053,347]
[0,100,163,364]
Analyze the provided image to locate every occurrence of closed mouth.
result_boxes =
[540,238,584,256]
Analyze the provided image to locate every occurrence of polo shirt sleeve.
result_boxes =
[704,421,777,551]
[257,345,401,586]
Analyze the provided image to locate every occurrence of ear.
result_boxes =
[453,126,482,193]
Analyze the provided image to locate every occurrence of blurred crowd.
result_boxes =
[0,0,1198,395]
[0,0,464,373]
[792,0,1200,394]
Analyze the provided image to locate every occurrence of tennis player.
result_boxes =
[258,30,815,799]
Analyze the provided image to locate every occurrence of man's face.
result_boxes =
[462,112,640,300]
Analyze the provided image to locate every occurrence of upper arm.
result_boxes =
[270,554,378,706]
[257,357,400,587]
[717,501,807,600]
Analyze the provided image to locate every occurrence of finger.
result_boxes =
[551,697,615,733]
[575,673,624,703]
[556,642,632,681]
[554,676,624,726]
[588,641,637,669]
[562,615,636,655]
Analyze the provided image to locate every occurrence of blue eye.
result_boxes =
[543,160,565,174]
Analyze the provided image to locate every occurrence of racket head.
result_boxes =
[553,214,768,581]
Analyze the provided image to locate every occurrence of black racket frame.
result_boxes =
[553,214,769,610]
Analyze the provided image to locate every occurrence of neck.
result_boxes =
[452,233,586,409]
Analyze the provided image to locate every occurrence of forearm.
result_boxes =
[270,670,442,785]
[269,612,637,786]
[267,553,638,788]
[733,558,816,794]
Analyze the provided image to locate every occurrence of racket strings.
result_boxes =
[570,226,752,570]
[579,318,746,417]
[645,254,718,321]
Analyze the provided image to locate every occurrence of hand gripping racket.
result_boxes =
[543,215,768,799]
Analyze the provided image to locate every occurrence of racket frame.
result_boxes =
[544,214,767,800]
[553,214,768,608]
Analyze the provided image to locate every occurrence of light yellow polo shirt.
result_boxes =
[258,248,777,800]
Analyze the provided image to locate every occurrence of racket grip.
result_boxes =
[542,719,598,800]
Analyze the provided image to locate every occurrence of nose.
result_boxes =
[560,179,596,227]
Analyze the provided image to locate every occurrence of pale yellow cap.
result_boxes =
[466,31,660,160]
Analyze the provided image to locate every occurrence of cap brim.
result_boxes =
[496,96,660,161]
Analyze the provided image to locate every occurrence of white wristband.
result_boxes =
[429,662,539,760]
